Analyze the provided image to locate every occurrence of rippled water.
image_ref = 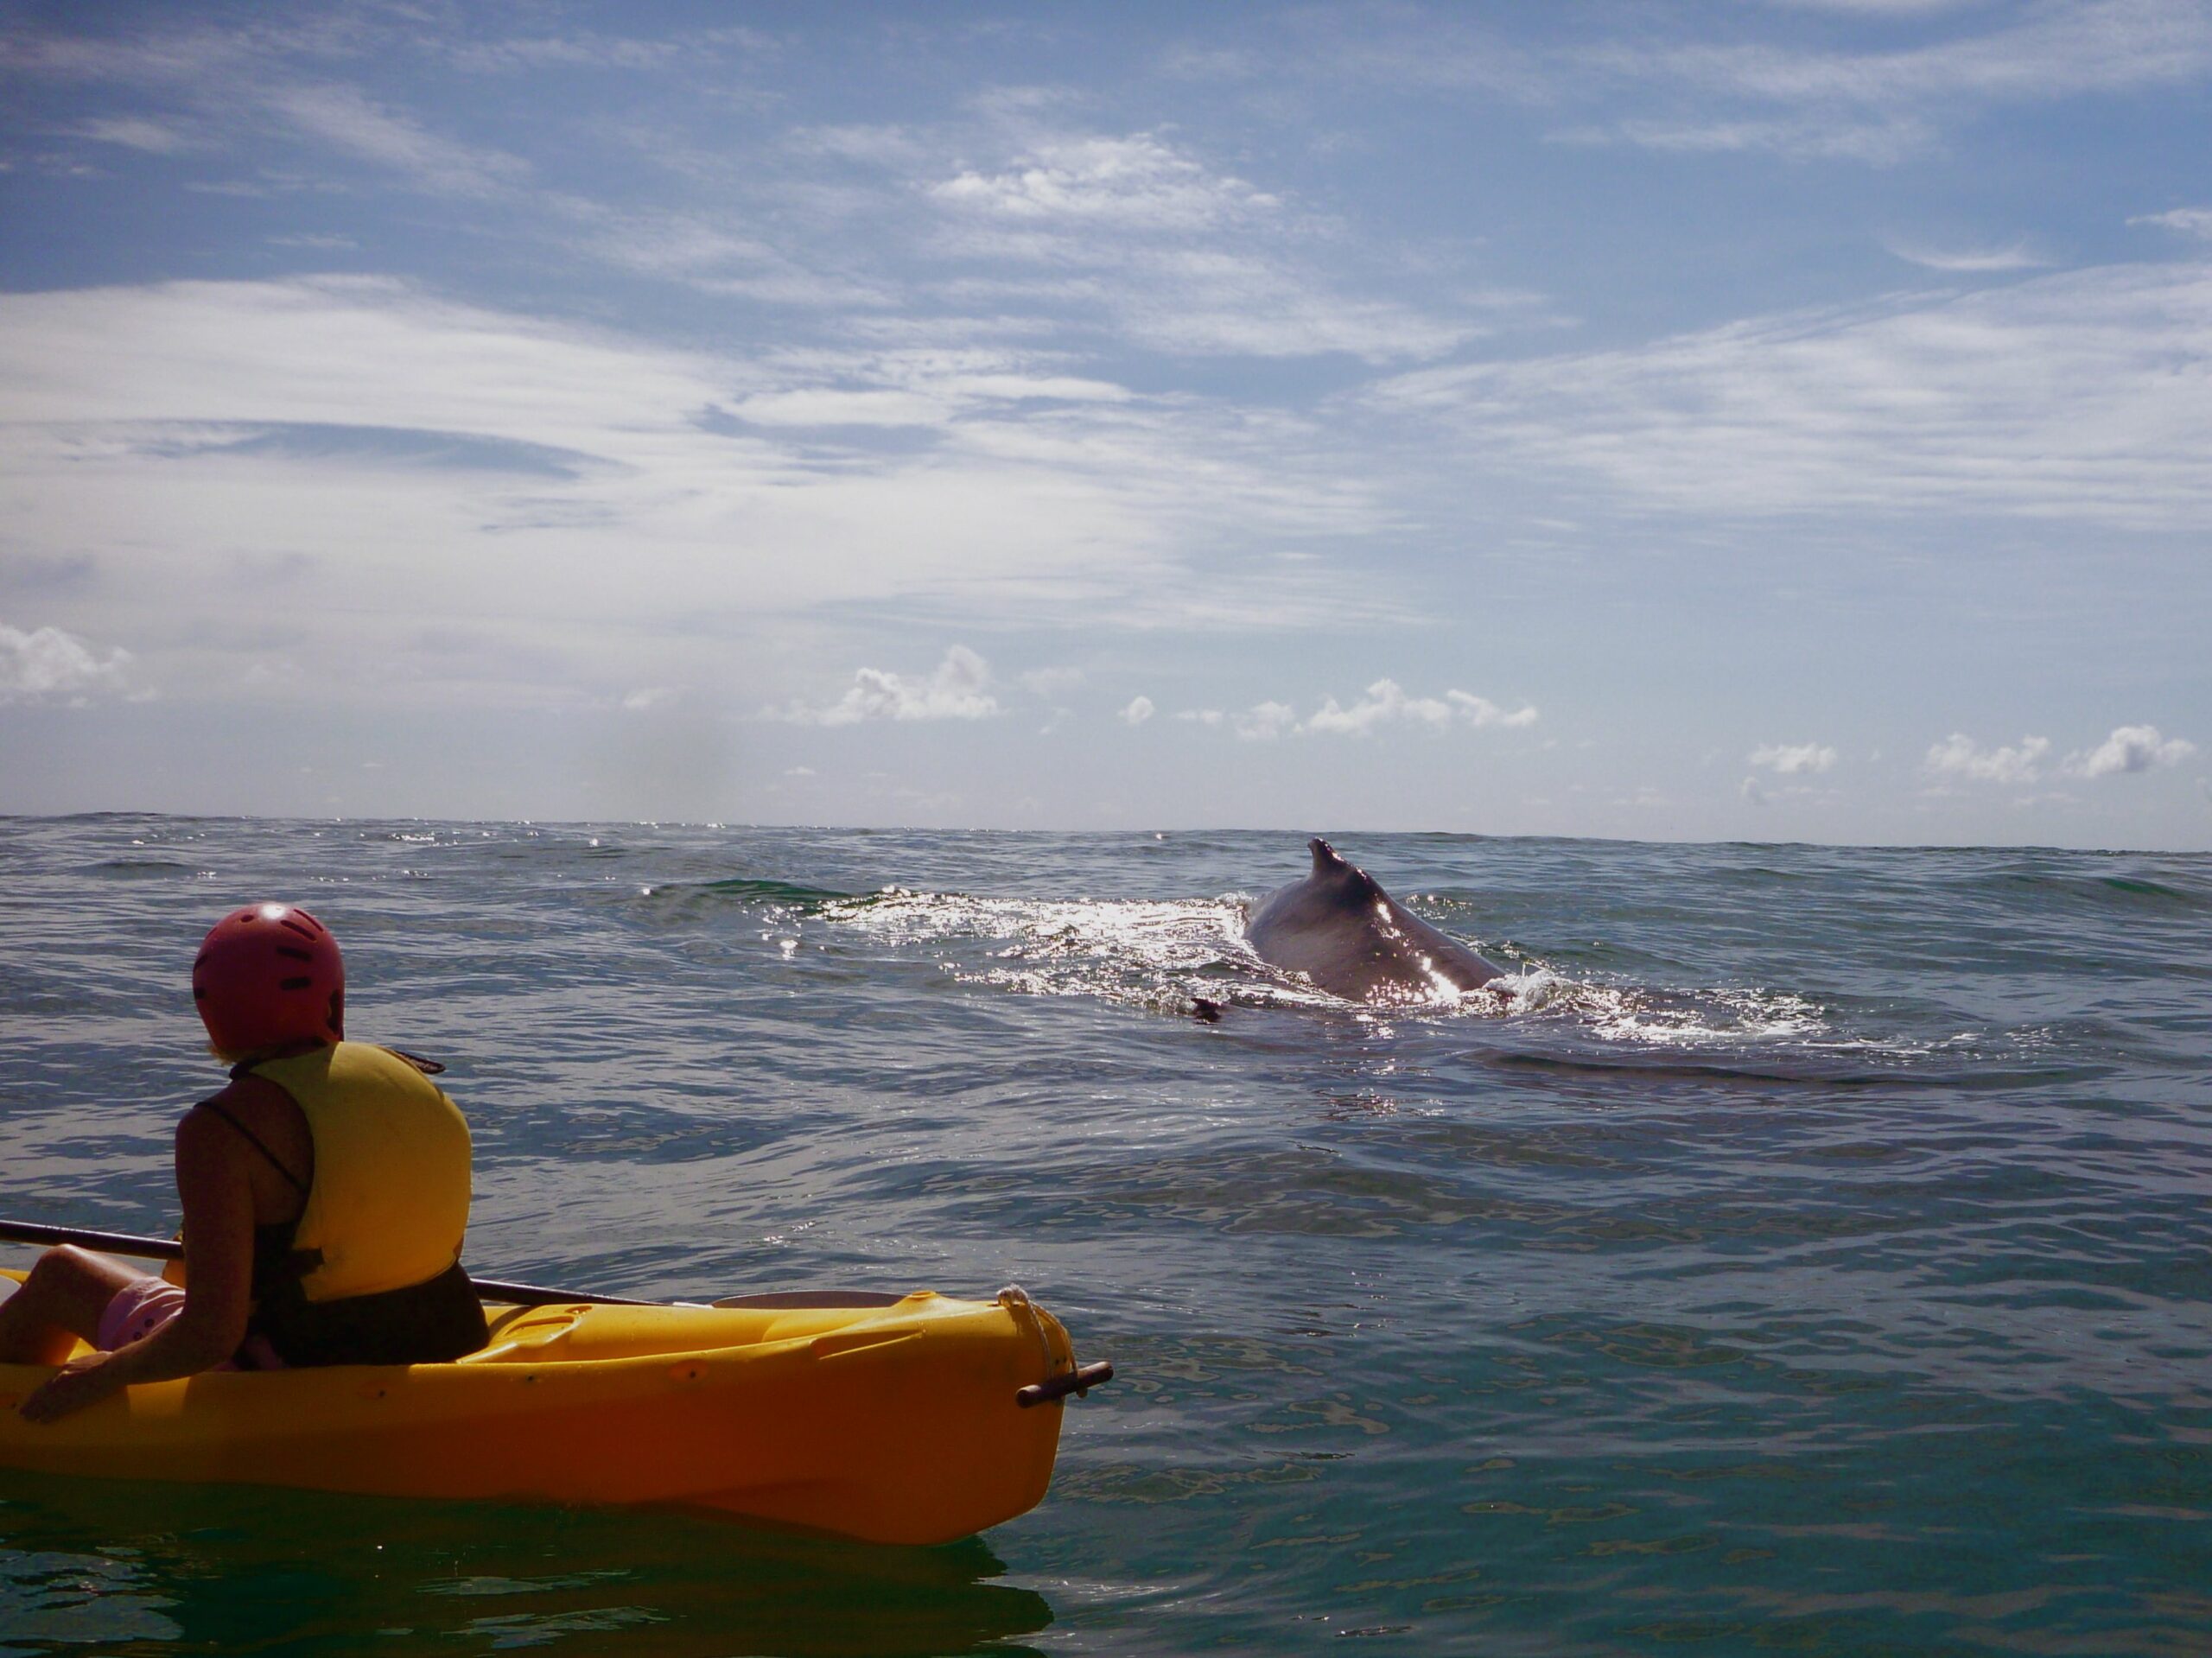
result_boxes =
[2,816,2208,1655]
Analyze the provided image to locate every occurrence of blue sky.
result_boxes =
[2,0,2207,847]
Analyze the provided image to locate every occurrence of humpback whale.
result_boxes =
[1245,837,1507,1005]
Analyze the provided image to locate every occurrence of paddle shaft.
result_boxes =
[0,1218,655,1308]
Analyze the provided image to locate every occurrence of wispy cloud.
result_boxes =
[1175,682,1536,740]
[1883,236,2046,271]
[1367,262,2212,528]
[1255,0,2212,164]
[2130,206,2212,239]
[264,84,527,196]
[442,33,687,74]
[1924,732,2051,784]
[0,276,1403,696]
[1120,695,1155,726]
[723,346,1134,429]
[1554,111,1933,165]
[1760,1,1999,14]
[918,122,1482,362]
[4,17,547,199]
[8,10,1498,365]
[932,133,1277,229]
[1306,680,1537,736]
[1750,741,1840,773]
[1580,0,2212,159]
[68,115,197,153]
[1178,701,1300,741]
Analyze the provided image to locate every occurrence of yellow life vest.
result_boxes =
[250,1041,474,1304]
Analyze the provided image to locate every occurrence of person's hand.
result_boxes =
[19,1350,128,1425]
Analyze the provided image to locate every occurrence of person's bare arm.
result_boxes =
[19,1108,257,1422]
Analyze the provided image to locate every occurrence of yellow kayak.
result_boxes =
[0,1274,1104,1545]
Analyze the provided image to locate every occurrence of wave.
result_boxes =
[1980,867,2211,914]
[638,876,857,911]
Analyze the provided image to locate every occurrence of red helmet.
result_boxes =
[193,904,345,1058]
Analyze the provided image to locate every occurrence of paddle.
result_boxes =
[2,1217,662,1309]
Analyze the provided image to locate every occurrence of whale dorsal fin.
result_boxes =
[1307,836,1382,899]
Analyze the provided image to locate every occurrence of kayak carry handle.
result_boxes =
[1017,1360,1114,1408]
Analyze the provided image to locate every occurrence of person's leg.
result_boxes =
[0,1247,146,1365]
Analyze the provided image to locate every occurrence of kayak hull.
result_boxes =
[0,1282,1082,1545]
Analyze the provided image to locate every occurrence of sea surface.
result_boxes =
[1,816,2207,1656]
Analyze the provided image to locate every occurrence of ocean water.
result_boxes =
[1,815,2207,1657]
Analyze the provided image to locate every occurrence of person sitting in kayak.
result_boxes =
[0,904,487,1422]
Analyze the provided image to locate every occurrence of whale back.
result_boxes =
[1245,837,1504,1002]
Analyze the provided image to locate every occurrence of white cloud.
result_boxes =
[1306,680,1456,735]
[1446,690,1541,728]
[0,621,134,703]
[621,687,675,712]
[920,124,1479,363]
[1924,732,2051,784]
[1306,680,1539,736]
[1369,262,2212,529]
[1174,683,1536,741]
[1925,726,2198,785]
[774,645,1001,727]
[721,349,1135,430]
[1750,741,1839,774]
[2065,723,2197,778]
[1120,695,1154,726]
[1234,702,1298,741]
[931,133,1277,230]
[728,388,954,429]
[0,276,1396,715]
